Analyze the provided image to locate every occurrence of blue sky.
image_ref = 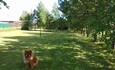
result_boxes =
[0,0,58,21]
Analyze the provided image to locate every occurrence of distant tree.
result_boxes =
[30,10,38,30]
[36,1,47,27]
[35,1,47,36]
[45,12,54,29]
[51,2,68,30]
[52,3,61,19]
[20,11,31,30]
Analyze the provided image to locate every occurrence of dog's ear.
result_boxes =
[29,50,32,53]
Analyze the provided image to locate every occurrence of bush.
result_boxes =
[21,20,31,30]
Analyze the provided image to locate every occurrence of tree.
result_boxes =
[30,10,38,30]
[20,11,31,30]
[58,0,88,32]
[36,1,47,27]
[35,1,47,36]
[58,0,115,49]
[52,2,68,30]
[0,0,9,9]
[45,12,55,29]
[102,0,115,49]
[52,2,61,19]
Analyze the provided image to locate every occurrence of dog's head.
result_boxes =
[24,50,32,58]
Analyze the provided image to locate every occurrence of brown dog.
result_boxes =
[23,50,38,69]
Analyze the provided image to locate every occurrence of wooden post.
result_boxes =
[40,22,42,37]
[40,26,41,37]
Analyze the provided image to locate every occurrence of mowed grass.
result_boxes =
[0,30,115,70]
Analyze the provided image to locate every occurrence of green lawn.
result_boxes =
[0,30,115,70]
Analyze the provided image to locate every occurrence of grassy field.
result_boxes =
[0,28,20,32]
[0,30,115,70]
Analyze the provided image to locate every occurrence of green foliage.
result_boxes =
[45,13,55,29]
[0,0,9,8]
[50,3,68,30]
[36,1,47,27]
[52,3,60,19]
[58,0,115,49]
[20,11,31,30]
[56,17,68,30]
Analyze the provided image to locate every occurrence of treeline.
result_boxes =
[20,0,115,49]
[58,0,115,49]
[20,1,68,31]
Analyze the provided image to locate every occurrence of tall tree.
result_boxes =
[58,0,115,49]
[52,2,61,19]
[20,11,31,30]
[36,1,47,27]
[45,11,54,29]
[36,1,47,36]
[52,2,68,30]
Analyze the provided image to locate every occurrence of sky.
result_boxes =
[0,0,58,21]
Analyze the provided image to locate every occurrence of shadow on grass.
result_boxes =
[0,31,115,70]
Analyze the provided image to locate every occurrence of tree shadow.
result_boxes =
[0,31,115,70]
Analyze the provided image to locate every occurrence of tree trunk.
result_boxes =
[40,27,41,37]
[102,30,104,37]
[86,31,90,37]
[40,23,42,37]
[93,32,97,42]
[112,41,115,49]
[112,29,115,49]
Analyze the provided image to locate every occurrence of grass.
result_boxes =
[0,28,20,32]
[0,30,115,70]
